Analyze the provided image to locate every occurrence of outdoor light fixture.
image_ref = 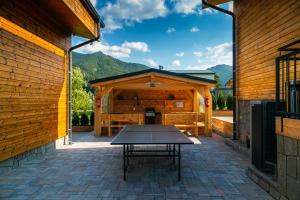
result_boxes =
[145,81,161,87]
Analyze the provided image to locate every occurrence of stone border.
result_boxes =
[72,126,94,132]
[247,165,285,200]
[0,141,56,175]
[224,137,250,157]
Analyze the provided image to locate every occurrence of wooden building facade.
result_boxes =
[90,69,216,137]
[207,0,300,199]
[0,0,100,163]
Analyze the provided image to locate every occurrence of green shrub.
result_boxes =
[90,112,94,126]
[80,113,89,126]
[226,93,233,110]
[212,93,217,110]
[72,112,80,126]
[217,92,226,110]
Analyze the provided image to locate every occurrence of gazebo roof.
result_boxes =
[90,68,216,86]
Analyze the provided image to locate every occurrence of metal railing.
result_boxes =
[276,40,300,119]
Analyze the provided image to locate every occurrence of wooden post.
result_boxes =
[204,86,212,136]
[94,87,102,136]
[193,89,199,137]
[108,114,112,136]
[195,113,199,137]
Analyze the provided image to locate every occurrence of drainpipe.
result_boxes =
[202,1,237,140]
[66,22,104,144]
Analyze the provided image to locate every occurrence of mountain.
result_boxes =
[72,51,149,81]
[207,64,232,87]
[73,51,232,87]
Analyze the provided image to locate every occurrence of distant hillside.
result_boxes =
[73,51,232,87]
[72,51,149,81]
[207,64,232,87]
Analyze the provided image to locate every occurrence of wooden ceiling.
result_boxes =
[37,0,99,39]
[206,0,231,5]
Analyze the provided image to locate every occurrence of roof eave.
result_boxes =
[90,69,217,86]
[203,0,231,8]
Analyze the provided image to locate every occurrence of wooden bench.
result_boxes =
[100,113,144,136]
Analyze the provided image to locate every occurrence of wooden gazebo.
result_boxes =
[90,69,216,137]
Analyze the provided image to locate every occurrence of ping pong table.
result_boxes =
[111,125,194,181]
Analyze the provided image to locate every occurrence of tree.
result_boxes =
[212,92,217,110]
[217,91,226,110]
[72,67,93,113]
[225,78,233,88]
[226,93,233,110]
[214,74,222,88]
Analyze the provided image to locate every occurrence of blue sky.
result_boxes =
[74,0,233,70]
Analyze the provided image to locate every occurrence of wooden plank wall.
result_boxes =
[235,0,300,100]
[112,89,194,113]
[0,1,71,161]
[276,117,300,140]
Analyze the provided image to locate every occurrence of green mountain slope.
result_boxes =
[73,51,232,87]
[72,51,149,81]
[207,64,232,87]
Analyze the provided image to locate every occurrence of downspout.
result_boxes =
[66,22,104,144]
[202,1,237,140]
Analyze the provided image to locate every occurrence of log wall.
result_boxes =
[0,2,71,161]
[112,89,194,113]
[235,0,300,100]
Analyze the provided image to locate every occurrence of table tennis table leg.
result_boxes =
[126,144,130,166]
[123,144,126,181]
[178,144,181,181]
[172,144,175,165]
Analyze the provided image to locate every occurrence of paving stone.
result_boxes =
[277,153,287,196]
[258,179,270,193]
[277,135,284,154]
[286,176,300,200]
[298,140,300,156]
[284,137,297,156]
[297,157,300,181]
[269,186,280,200]
[286,156,297,178]
[0,132,272,200]
[279,195,288,200]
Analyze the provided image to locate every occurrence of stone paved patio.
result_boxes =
[0,132,273,200]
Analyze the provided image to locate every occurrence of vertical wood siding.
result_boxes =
[235,0,300,100]
[0,2,70,161]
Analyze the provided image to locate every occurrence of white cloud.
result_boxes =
[103,16,123,31]
[193,51,203,57]
[172,59,181,66]
[176,52,184,57]
[101,0,168,31]
[167,27,176,33]
[75,41,150,58]
[122,41,149,52]
[90,0,97,7]
[144,59,158,67]
[190,26,200,32]
[228,2,234,12]
[172,0,201,14]
[189,42,232,69]
[186,65,209,70]
[206,42,232,66]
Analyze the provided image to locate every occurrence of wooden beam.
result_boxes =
[193,90,200,113]
[0,17,65,57]
[94,87,102,136]
[204,86,212,136]
[91,72,215,88]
